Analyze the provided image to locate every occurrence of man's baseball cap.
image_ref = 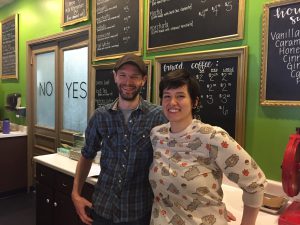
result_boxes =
[114,54,147,75]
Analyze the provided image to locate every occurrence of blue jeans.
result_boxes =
[91,210,151,225]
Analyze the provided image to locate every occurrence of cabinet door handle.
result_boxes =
[46,198,50,203]
[53,202,58,207]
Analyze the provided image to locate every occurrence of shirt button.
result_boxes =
[129,120,132,123]
[119,179,122,183]
[124,149,127,152]
[142,134,145,138]
[124,134,127,137]
[122,164,126,168]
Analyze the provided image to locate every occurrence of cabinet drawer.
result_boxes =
[36,164,55,187]
[55,171,73,195]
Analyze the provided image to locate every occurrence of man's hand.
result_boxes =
[72,193,93,225]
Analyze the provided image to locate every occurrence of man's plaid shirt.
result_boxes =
[81,98,167,222]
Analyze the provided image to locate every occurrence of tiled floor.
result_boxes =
[0,191,35,225]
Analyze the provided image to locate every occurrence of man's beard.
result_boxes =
[118,85,143,101]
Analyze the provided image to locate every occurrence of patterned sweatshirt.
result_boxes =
[149,119,267,225]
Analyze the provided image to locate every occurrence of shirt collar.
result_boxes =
[109,96,148,113]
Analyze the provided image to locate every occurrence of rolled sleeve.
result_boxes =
[81,110,102,159]
[243,189,265,208]
[210,127,267,208]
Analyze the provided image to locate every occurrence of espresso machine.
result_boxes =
[279,128,300,225]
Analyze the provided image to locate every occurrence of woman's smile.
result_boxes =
[167,108,180,113]
[162,85,194,133]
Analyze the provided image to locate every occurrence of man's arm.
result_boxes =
[72,156,94,225]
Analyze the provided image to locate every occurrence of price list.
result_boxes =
[63,0,87,25]
[264,2,300,101]
[94,0,140,59]
[1,18,16,76]
[148,0,240,50]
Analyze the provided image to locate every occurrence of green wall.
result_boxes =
[0,0,299,181]
[0,0,63,124]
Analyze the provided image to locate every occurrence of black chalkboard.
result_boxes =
[95,68,118,108]
[147,0,244,51]
[62,0,88,26]
[94,62,152,109]
[93,0,142,60]
[1,14,18,79]
[260,1,300,106]
[155,47,247,145]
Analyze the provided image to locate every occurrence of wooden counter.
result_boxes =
[33,154,99,225]
[33,153,99,185]
[0,135,27,196]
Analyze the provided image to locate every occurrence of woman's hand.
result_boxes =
[226,210,236,222]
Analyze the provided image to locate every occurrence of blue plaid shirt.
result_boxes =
[82,98,167,222]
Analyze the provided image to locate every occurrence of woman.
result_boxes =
[149,69,267,225]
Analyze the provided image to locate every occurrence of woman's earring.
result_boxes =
[193,98,200,109]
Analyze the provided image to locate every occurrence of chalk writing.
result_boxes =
[268,3,300,89]
[261,1,300,103]
[160,57,238,137]
[148,0,240,50]
[1,16,16,77]
[63,0,87,24]
[94,0,140,58]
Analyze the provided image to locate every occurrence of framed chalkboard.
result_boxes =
[91,60,152,110]
[147,0,245,52]
[155,47,248,146]
[0,14,18,80]
[260,0,300,106]
[62,0,89,27]
[92,0,143,61]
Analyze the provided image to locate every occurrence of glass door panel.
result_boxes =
[62,46,88,133]
[33,48,58,155]
[36,51,56,129]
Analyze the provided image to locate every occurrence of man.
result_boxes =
[72,54,167,225]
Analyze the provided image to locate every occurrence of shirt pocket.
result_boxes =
[134,130,153,160]
[100,130,118,158]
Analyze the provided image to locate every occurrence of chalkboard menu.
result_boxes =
[1,14,18,79]
[94,67,118,108]
[147,0,245,52]
[260,0,300,106]
[62,0,89,26]
[92,61,152,109]
[93,0,142,60]
[155,47,248,146]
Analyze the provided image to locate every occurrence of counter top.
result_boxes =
[33,153,99,185]
[33,154,293,225]
[222,183,280,225]
[0,130,27,138]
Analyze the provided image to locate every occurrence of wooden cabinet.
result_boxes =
[36,163,94,225]
[0,136,27,195]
